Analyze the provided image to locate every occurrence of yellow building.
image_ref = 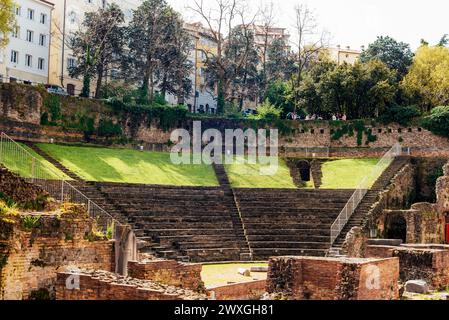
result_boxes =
[328,45,362,65]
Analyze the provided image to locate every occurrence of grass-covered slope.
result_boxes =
[37,143,219,186]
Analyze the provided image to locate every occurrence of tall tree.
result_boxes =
[360,36,414,80]
[189,0,257,113]
[266,38,296,82]
[401,45,449,110]
[291,4,328,112]
[0,0,15,48]
[69,4,125,98]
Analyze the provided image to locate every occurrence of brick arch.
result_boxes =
[296,160,311,182]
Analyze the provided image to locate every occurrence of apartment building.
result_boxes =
[48,0,141,96]
[0,0,54,84]
[249,24,291,57]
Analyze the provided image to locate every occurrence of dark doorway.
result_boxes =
[385,214,407,242]
[297,160,311,181]
[67,84,75,96]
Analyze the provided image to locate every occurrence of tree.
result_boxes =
[0,0,15,48]
[266,38,296,83]
[264,80,294,117]
[189,0,258,114]
[155,7,193,104]
[401,45,449,110]
[291,4,328,111]
[125,0,192,104]
[360,36,413,80]
[69,4,125,98]
[438,34,448,47]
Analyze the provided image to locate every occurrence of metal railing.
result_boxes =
[329,143,402,245]
[0,132,123,237]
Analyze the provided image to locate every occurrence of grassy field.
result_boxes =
[0,142,68,179]
[37,143,219,186]
[320,158,385,189]
[201,263,268,288]
[225,156,296,189]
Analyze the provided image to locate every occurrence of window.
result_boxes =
[25,54,33,67]
[11,50,18,63]
[12,26,20,38]
[26,30,34,42]
[40,13,47,24]
[27,9,35,20]
[38,58,45,70]
[39,34,46,46]
[67,57,77,69]
[68,11,77,24]
[14,6,21,16]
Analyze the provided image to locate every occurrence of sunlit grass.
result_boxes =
[201,262,268,288]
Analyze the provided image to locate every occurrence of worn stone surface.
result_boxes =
[405,280,429,294]
[266,256,399,300]
[0,83,42,125]
[342,227,366,258]
[56,269,206,300]
[208,280,266,300]
[128,259,204,292]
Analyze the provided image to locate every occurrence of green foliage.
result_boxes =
[97,119,122,137]
[249,99,281,122]
[29,288,51,300]
[422,106,449,138]
[0,0,15,48]
[224,102,243,119]
[44,95,62,124]
[0,199,18,217]
[427,167,444,188]
[378,105,421,126]
[264,80,294,117]
[331,121,377,146]
[21,215,41,230]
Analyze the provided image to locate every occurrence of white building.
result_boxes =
[0,0,54,84]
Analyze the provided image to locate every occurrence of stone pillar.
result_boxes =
[114,225,137,276]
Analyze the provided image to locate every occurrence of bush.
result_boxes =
[97,119,122,137]
[422,106,449,138]
[44,95,62,124]
[250,99,282,122]
[379,105,421,126]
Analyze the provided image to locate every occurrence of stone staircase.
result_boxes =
[95,183,250,262]
[212,164,252,260]
[329,156,411,254]
[234,188,355,259]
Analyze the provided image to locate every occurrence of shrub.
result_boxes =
[21,215,41,230]
[422,106,449,138]
[97,119,122,137]
[44,95,62,124]
[379,105,421,126]
[250,99,282,122]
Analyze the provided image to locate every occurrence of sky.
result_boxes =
[167,0,448,51]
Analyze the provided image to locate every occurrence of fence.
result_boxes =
[0,132,122,237]
[329,143,402,246]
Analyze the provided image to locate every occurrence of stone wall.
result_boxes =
[0,212,114,300]
[366,163,417,236]
[55,269,206,300]
[413,157,448,202]
[266,256,399,300]
[365,245,449,290]
[208,280,266,300]
[1,84,449,156]
[128,260,204,292]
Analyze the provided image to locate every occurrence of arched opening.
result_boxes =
[385,214,407,242]
[297,160,311,182]
[67,83,75,96]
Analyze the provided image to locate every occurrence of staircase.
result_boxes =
[329,156,410,254]
[212,164,252,260]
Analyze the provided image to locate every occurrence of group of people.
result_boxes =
[286,112,347,121]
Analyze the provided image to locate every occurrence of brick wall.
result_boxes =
[207,280,266,300]
[266,256,399,300]
[128,260,204,292]
[55,270,206,300]
[0,213,114,300]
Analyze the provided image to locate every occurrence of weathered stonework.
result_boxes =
[365,244,449,290]
[128,259,204,292]
[208,280,266,300]
[342,227,367,258]
[266,256,399,300]
[0,83,42,125]
[0,212,114,300]
[56,269,206,300]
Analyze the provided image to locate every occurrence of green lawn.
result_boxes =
[225,156,296,189]
[0,142,68,179]
[37,143,219,186]
[320,158,387,189]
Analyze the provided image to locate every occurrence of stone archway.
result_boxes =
[385,214,407,242]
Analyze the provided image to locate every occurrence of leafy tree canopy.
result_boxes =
[0,0,15,48]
